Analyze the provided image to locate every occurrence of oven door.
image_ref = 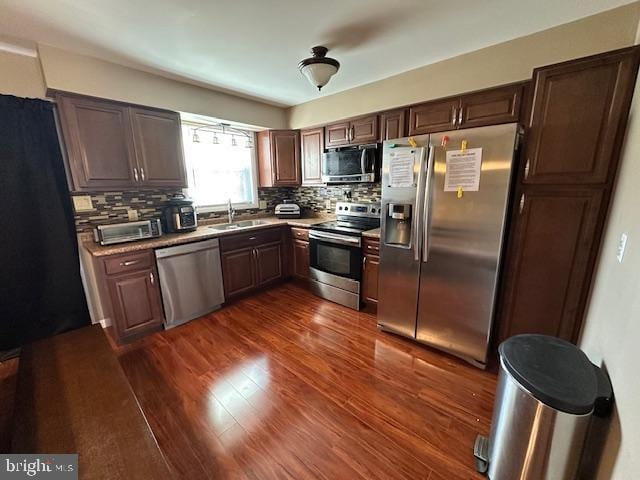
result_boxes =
[309,231,362,281]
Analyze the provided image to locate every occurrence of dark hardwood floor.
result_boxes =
[117,282,497,480]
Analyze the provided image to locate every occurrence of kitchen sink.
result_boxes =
[208,219,270,231]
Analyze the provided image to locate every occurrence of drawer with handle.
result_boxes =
[220,226,283,252]
[291,227,309,242]
[103,250,154,275]
[363,238,380,256]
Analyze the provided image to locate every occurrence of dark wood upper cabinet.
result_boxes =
[300,127,324,185]
[499,188,604,341]
[129,108,187,187]
[524,51,639,185]
[325,122,350,148]
[350,115,378,144]
[379,108,408,141]
[408,98,459,135]
[57,95,137,190]
[257,130,301,187]
[325,115,379,147]
[459,83,523,129]
[56,93,188,191]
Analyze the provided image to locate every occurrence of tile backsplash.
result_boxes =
[72,183,381,233]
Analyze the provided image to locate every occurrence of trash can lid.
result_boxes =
[499,335,598,415]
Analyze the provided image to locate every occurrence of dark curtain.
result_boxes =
[0,95,90,351]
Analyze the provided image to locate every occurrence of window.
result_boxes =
[181,122,258,211]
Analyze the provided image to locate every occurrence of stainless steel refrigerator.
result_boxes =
[377,123,520,368]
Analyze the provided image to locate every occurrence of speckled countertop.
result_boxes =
[362,228,380,239]
[83,216,334,257]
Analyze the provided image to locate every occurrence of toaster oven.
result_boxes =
[94,219,162,246]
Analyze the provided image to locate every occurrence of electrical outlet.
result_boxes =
[259,200,267,209]
[616,233,628,263]
[325,199,332,210]
[72,195,93,212]
[127,209,139,221]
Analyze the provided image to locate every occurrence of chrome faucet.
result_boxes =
[227,198,236,224]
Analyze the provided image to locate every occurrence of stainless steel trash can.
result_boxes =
[474,335,612,480]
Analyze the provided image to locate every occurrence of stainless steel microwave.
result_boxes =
[322,144,379,184]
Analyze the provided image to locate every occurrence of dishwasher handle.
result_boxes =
[155,238,220,259]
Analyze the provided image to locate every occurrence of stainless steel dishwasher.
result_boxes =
[155,238,225,329]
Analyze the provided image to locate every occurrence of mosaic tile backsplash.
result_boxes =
[72,183,382,233]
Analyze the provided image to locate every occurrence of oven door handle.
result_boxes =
[309,231,362,247]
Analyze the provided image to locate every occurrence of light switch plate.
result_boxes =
[617,233,628,263]
[127,209,139,221]
[259,200,267,209]
[72,195,93,212]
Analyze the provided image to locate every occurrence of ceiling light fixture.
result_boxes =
[298,46,340,92]
[192,131,200,143]
[231,135,237,147]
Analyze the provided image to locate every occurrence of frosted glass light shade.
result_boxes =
[298,46,340,91]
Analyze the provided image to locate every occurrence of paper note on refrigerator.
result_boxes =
[444,148,482,192]
[388,151,416,187]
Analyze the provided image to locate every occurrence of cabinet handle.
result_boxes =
[519,194,525,214]
[349,126,354,142]
[362,256,366,268]
[457,107,464,126]
[133,168,139,182]
[149,272,155,285]
[452,107,458,126]
[524,159,530,180]
[140,167,146,181]
[249,236,257,241]
[120,260,140,267]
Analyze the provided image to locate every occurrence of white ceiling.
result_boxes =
[0,0,636,106]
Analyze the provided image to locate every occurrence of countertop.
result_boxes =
[362,228,380,239]
[84,216,332,257]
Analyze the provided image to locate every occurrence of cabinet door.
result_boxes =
[408,98,460,135]
[57,95,137,190]
[301,128,324,185]
[524,50,639,185]
[255,242,283,286]
[221,248,256,298]
[350,115,378,144]
[293,239,310,279]
[379,109,407,141]
[499,188,604,342]
[459,83,523,129]
[362,255,380,304]
[271,130,301,186]
[129,108,188,188]
[107,267,164,341]
[325,122,350,148]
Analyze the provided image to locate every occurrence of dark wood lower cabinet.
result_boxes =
[101,252,164,342]
[361,238,380,309]
[220,227,286,300]
[293,239,310,279]
[221,247,256,298]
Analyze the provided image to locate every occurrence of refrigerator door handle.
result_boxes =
[422,144,436,263]
[413,146,428,261]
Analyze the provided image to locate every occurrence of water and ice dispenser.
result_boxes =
[384,203,412,247]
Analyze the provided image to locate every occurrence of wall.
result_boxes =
[287,3,640,129]
[0,49,46,98]
[578,68,640,480]
[38,45,287,129]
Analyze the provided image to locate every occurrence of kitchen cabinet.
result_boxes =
[56,93,188,191]
[498,47,640,346]
[301,127,324,185]
[291,228,310,280]
[361,238,380,308]
[379,108,408,141]
[408,83,524,135]
[325,115,378,148]
[129,108,187,187]
[99,250,164,343]
[220,226,286,299]
[257,130,301,187]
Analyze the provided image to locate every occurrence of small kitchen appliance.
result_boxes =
[94,219,162,246]
[322,144,379,184]
[162,194,197,233]
[274,200,302,219]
